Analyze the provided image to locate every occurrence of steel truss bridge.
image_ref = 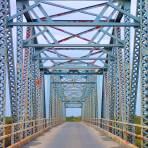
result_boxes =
[0,0,148,147]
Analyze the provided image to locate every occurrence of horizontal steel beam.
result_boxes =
[65,107,82,108]
[36,47,103,50]
[63,101,83,103]
[8,21,139,27]
[37,0,111,1]
[25,44,124,48]
[31,0,112,1]
[30,0,114,2]
[65,103,82,105]
[41,66,105,69]
[51,82,96,84]
[34,57,110,60]
[44,72,103,75]
[65,106,82,108]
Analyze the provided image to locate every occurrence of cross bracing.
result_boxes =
[0,0,148,147]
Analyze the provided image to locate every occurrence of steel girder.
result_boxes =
[2,0,148,146]
[110,49,116,121]
[100,26,122,135]
[0,0,7,146]
[6,1,18,123]
[107,59,114,121]
[34,61,44,119]
[139,0,148,147]
[44,72,103,75]
[49,76,64,122]
[123,1,130,123]
[16,1,24,122]
[22,27,34,121]
[127,0,141,144]
[7,0,139,71]
[129,16,140,124]
[82,75,98,122]
[49,76,53,119]
[8,21,140,27]
[103,72,109,119]
[112,28,124,137]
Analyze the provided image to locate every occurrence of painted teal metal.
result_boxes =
[1,0,148,147]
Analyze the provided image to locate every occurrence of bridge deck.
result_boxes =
[24,122,120,148]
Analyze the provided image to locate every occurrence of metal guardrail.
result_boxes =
[1,117,147,147]
[85,118,148,148]
[0,118,63,148]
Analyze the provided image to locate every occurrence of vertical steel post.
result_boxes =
[140,0,148,147]
[0,0,7,147]
[7,0,18,123]
[16,1,24,122]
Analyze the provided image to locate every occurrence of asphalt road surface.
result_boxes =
[24,122,121,148]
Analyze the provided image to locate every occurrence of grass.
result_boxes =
[66,116,81,122]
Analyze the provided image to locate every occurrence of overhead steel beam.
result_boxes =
[44,72,103,75]
[47,60,105,69]
[8,21,140,27]
[34,57,110,60]
[24,44,124,48]
[63,100,84,103]
[65,104,82,108]
[36,48,103,50]
[51,82,96,84]
[41,66,104,69]
[30,0,124,1]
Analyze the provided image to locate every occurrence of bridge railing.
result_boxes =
[0,118,63,148]
[85,118,148,147]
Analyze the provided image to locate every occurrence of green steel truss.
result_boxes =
[0,0,148,147]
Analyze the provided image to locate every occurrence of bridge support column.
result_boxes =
[139,0,148,147]
[0,0,8,147]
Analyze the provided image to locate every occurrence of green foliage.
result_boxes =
[5,117,12,124]
[66,116,81,122]
[134,116,142,148]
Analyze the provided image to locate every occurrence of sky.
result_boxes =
[66,108,81,117]
[5,0,140,117]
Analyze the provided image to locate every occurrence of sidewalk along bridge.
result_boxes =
[0,0,148,147]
